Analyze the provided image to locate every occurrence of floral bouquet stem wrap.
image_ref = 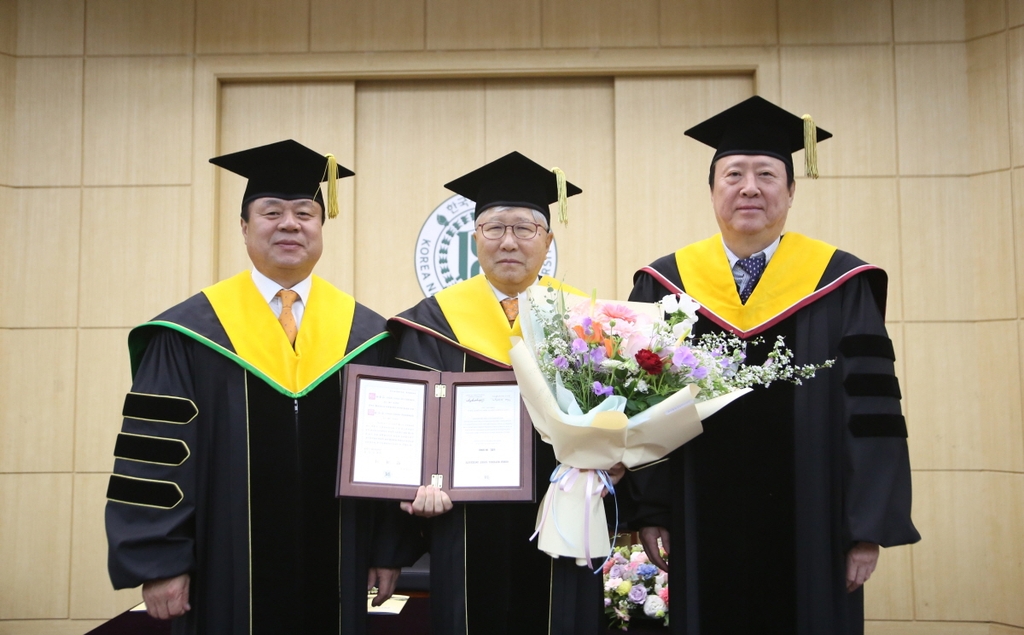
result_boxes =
[510,285,831,566]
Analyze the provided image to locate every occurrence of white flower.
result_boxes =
[605,577,623,591]
[643,595,667,618]
[635,379,649,393]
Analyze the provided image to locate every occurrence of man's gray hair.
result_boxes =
[477,206,549,230]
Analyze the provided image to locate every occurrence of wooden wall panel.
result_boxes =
[542,0,658,48]
[0,0,15,54]
[74,329,132,473]
[893,0,966,42]
[70,474,142,618]
[354,80,486,317]
[217,81,356,291]
[900,174,1016,321]
[1009,28,1024,168]
[781,46,897,177]
[15,0,83,55]
[0,474,73,618]
[13,57,83,187]
[659,0,777,46]
[866,623,989,635]
[196,0,308,54]
[426,0,541,50]
[966,0,1007,38]
[613,75,753,298]
[904,321,1023,471]
[1015,168,1024,313]
[1013,1,1024,27]
[85,0,194,55]
[83,57,193,186]
[311,0,425,52]
[968,34,1011,174]
[485,78,615,298]
[912,472,1024,624]
[0,188,81,328]
[895,44,970,176]
[785,178,903,320]
[79,187,192,327]
[864,543,915,620]
[779,0,892,44]
[0,329,77,473]
[0,60,13,186]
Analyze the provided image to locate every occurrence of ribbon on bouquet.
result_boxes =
[530,464,618,571]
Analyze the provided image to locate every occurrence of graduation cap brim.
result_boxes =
[444,151,581,220]
[685,96,832,175]
[210,139,354,215]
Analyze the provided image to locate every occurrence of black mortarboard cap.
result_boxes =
[444,151,582,225]
[209,139,354,219]
[685,95,832,179]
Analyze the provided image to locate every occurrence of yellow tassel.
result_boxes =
[552,167,568,227]
[324,154,340,220]
[802,114,819,179]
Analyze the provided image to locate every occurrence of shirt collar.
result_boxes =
[722,234,782,269]
[251,269,313,305]
[483,275,542,301]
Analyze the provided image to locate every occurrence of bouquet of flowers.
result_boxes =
[508,285,832,565]
[603,543,669,631]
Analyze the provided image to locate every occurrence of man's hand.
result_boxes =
[846,542,879,592]
[142,573,191,620]
[639,526,670,572]
[367,567,401,607]
[399,485,453,517]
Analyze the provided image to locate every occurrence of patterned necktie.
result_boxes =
[276,289,299,346]
[499,297,519,327]
[737,252,766,304]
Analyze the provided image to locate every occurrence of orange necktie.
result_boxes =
[276,289,299,346]
[500,297,519,327]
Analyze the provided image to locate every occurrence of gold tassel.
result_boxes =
[802,114,819,179]
[324,153,340,220]
[552,167,568,226]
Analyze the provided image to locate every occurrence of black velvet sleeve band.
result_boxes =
[839,334,896,360]
[122,392,198,424]
[113,433,190,466]
[844,373,902,399]
[849,414,908,438]
[106,474,184,509]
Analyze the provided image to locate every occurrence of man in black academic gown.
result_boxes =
[105,140,418,635]
[387,152,603,635]
[625,97,921,635]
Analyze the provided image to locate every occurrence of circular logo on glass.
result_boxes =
[414,195,558,297]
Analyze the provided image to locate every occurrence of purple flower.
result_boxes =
[636,563,658,579]
[588,346,607,364]
[719,357,732,369]
[604,597,611,607]
[553,356,569,370]
[691,366,709,380]
[627,585,648,604]
[608,564,627,580]
[593,381,613,397]
[673,347,697,368]
[581,316,594,335]
[572,338,589,354]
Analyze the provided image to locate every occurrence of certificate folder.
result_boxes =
[337,364,535,502]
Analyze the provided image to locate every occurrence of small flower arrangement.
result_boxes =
[531,287,832,416]
[603,543,668,631]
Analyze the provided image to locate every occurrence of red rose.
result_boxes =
[635,349,664,375]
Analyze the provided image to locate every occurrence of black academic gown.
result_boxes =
[625,237,920,635]
[105,275,418,635]
[388,279,602,635]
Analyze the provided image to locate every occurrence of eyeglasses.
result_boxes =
[477,222,548,240]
